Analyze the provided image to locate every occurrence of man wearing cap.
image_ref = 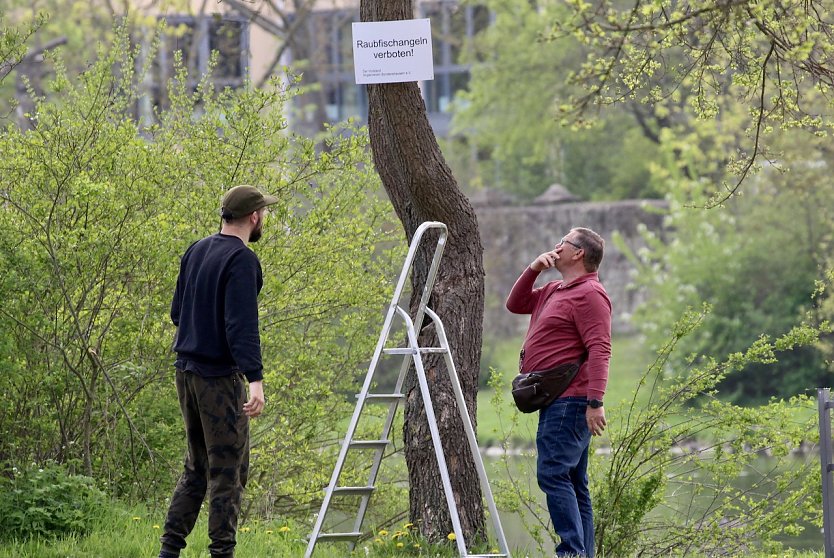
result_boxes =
[158,185,277,558]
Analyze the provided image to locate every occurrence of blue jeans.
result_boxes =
[537,397,594,557]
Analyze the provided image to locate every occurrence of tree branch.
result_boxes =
[703,42,774,208]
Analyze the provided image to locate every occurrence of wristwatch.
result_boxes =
[588,399,604,409]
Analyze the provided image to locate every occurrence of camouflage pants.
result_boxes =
[160,369,250,558]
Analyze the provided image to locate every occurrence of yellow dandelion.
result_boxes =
[378,529,388,536]
[279,526,291,533]
[131,516,141,521]
[403,522,414,529]
[152,525,160,530]
[266,530,273,535]
[374,538,383,544]
[447,532,456,541]
[396,542,404,548]
[491,548,499,553]
[240,526,251,533]
[413,543,421,549]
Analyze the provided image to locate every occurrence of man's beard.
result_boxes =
[249,222,263,243]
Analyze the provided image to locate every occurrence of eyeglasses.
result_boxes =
[558,237,583,250]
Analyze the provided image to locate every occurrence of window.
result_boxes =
[324,81,363,121]
[294,9,367,131]
[152,14,250,110]
[420,2,490,115]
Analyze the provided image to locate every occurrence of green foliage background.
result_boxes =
[626,129,834,402]
[447,0,663,202]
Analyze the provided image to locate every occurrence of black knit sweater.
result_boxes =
[171,234,264,382]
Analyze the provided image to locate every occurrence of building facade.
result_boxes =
[146,0,488,135]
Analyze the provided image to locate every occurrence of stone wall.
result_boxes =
[474,192,667,339]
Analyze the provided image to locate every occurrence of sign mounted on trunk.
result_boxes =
[352,19,434,84]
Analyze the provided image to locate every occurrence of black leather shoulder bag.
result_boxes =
[511,361,581,413]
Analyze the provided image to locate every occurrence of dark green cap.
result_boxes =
[221,185,278,219]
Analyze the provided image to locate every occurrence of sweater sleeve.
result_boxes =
[575,288,612,401]
[170,244,194,327]
[224,250,264,382]
[506,266,542,314]
[170,272,183,327]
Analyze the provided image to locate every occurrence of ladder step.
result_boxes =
[382,347,448,354]
[315,531,363,541]
[348,440,390,450]
[332,485,375,495]
[361,393,405,403]
[382,348,412,355]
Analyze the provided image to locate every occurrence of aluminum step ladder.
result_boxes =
[305,221,510,558]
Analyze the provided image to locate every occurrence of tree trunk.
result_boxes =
[360,0,486,544]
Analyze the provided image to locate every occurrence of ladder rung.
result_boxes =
[315,531,363,541]
[383,348,415,355]
[382,347,448,354]
[348,440,390,450]
[361,393,405,403]
[332,486,375,495]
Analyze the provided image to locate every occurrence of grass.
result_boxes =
[0,499,824,558]
[0,503,301,558]
[0,501,486,558]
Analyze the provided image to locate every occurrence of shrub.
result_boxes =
[0,23,402,517]
[0,462,107,541]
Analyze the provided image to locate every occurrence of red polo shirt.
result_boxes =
[506,267,612,401]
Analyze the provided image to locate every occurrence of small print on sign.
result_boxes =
[352,19,434,84]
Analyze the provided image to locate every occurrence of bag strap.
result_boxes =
[518,284,563,372]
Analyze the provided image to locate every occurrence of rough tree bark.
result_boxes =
[360,0,486,544]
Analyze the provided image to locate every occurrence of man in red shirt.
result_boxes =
[506,227,612,558]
